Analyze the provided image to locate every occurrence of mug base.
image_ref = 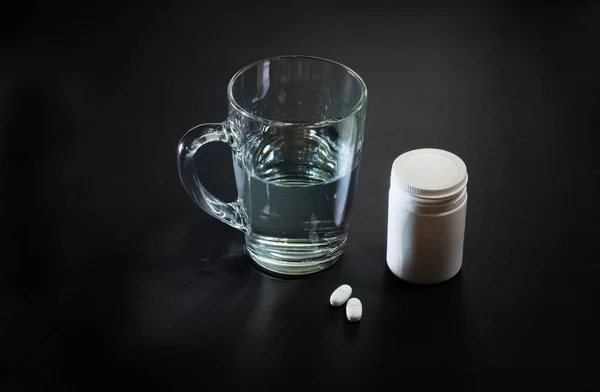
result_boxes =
[245,233,346,275]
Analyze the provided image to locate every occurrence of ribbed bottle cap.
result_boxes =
[391,148,468,198]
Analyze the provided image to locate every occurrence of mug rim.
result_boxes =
[227,55,368,127]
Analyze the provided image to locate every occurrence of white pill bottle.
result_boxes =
[386,148,468,284]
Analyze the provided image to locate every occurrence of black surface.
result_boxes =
[2,1,600,389]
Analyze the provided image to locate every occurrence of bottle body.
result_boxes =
[386,187,468,284]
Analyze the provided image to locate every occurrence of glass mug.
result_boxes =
[177,55,367,275]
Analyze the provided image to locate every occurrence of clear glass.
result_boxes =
[177,55,367,275]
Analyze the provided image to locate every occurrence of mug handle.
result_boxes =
[177,123,250,233]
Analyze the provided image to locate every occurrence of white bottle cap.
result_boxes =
[390,148,468,199]
[387,148,468,284]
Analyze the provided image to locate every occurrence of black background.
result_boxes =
[2,0,599,389]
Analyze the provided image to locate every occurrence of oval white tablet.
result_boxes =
[346,298,362,322]
[329,284,352,307]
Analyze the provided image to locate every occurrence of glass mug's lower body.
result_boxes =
[177,55,367,276]
[233,128,361,275]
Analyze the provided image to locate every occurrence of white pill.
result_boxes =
[346,298,362,322]
[329,284,352,307]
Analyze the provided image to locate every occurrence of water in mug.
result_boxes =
[233,125,360,269]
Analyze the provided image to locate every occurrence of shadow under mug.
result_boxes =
[177,55,368,275]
